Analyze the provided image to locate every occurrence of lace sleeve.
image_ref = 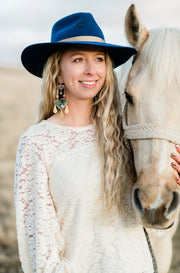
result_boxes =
[14,133,76,273]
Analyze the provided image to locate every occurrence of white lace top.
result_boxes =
[14,120,154,273]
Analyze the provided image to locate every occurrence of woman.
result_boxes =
[15,12,180,273]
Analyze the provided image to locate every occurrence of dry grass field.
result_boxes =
[0,67,41,272]
[0,67,179,272]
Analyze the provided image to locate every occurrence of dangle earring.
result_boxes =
[53,82,69,119]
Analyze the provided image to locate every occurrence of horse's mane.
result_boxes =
[115,57,133,115]
[116,27,180,96]
[142,27,180,89]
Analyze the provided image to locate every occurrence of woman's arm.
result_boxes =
[14,134,76,273]
[171,144,180,184]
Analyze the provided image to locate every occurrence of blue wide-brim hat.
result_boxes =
[21,12,136,78]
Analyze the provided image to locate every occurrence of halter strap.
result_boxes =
[122,102,180,145]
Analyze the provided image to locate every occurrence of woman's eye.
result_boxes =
[73,58,83,63]
[125,91,133,104]
[97,57,105,62]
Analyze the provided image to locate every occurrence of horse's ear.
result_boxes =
[125,4,149,50]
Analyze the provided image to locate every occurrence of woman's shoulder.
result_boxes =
[18,120,56,149]
[16,121,47,157]
[20,120,47,140]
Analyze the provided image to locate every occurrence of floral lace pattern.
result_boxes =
[15,120,154,273]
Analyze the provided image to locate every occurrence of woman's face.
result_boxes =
[59,46,106,103]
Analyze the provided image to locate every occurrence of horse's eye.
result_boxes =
[125,91,133,104]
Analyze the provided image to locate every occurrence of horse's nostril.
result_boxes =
[167,191,180,215]
[132,188,144,215]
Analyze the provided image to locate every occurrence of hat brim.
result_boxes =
[21,41,136,78]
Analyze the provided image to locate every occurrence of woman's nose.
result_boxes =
[85,61,96,75]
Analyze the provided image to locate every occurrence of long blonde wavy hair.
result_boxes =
[36,48,135,214]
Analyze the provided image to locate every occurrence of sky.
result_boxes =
[1,0,180,68]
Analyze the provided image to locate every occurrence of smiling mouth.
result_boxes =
[80,80,97,86]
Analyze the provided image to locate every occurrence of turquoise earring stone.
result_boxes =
[54,98,67,110]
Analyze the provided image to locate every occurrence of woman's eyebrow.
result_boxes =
[69,52,84,57]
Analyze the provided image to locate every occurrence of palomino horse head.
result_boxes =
[123,4,180,229]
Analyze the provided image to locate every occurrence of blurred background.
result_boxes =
[0,0,180,272]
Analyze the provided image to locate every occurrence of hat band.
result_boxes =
[59,36,106,43]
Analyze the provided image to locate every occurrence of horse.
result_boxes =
[117,4,180,273]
